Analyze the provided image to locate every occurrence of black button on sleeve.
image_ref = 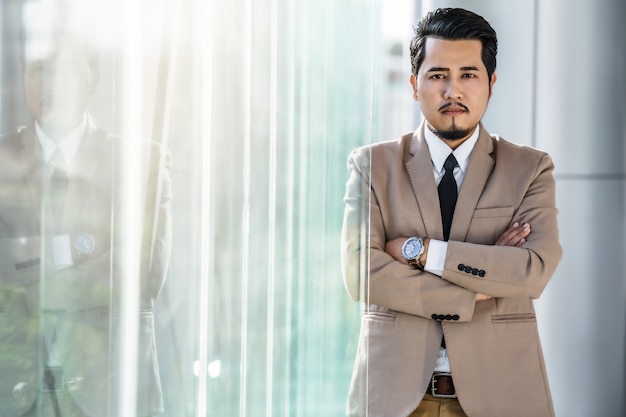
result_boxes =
[471,268,478,275]
[431,314,438,320]
[445,315,452,321]
[464,266,472,273]
[458,264,465,271]
[478,270,486,277]
[452,315,460,321]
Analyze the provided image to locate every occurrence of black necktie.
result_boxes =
[438,154,457,350]
[438,153,458,242]
[49,149,69,227]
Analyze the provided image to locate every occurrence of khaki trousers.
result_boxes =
[409,394,469,417]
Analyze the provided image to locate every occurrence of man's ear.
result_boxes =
[409,73,418,101]
[488,72,497,98]
[88,67,100,95]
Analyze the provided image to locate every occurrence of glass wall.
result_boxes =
[160,0,379,415]
[0,0,386,415]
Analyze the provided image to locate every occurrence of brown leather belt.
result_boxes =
[426,372,457,398]
[43,366,65,392]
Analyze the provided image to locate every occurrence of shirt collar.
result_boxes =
[423,124,480,175]
[36,114,87,166]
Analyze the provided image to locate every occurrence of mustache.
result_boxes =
[438,102,469,112]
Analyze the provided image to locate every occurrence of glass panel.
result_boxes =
[183,1,379,415]
[0,0,394,416]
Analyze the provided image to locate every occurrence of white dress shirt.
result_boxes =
[418,124,480,373]
[36,115,86,172]
[36,115,87,269]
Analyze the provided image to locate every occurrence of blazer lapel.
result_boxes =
[450,124,495,242]
[17,125,45,215]
[405,122,496,242]
[60,118,110,230]
[405,124,444,240]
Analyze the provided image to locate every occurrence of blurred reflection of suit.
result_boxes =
[0,116,172,417]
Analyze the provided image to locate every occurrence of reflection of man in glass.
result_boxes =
[0,5,172,417]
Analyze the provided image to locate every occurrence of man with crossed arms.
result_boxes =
[341,8,561,417]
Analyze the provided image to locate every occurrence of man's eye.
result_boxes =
[462,73,477,78]
[29,63,48,72]
[430,74,445,80]
[59,64,80,72]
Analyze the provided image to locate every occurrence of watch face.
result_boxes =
[403,238,423,259]
[74,233,95,255]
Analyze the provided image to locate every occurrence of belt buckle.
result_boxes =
[42,366,65,392]
[430,372,457,398]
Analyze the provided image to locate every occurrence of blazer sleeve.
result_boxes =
[341,146,478,322]
[442,153,562,298]
[21,143,173,314]
[0,235,48,288]
[140,143,172,299]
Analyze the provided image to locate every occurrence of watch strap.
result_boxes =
[407,257,425,270]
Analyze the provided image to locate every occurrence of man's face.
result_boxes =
[22,36,99,138]
[410,37,496,145]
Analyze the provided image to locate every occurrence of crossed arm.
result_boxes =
[0,144,172,312]
[384,222,532,301]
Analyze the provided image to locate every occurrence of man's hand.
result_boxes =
[495,222,531,247]
[475,293,493,301]
[385,237,408,263]
[476,222,532,301]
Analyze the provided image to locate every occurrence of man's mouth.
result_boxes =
[439,102,469,115]
[40,95,54,107]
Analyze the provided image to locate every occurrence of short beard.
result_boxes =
[431,119,474,141]
[432,126,473,141]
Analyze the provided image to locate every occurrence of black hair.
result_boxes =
[410,8,497,80]
[18,2,100,69]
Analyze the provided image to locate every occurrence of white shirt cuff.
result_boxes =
[52,234,74,269]
[424,239,447,276]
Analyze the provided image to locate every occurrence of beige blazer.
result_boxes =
[0,118,172,417]
[341,122,562,417]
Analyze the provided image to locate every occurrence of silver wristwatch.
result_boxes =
[73,232,96,259]
[401,236,425,270]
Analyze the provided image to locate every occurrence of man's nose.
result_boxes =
[443,79,463,100]
[41,67,57,85]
